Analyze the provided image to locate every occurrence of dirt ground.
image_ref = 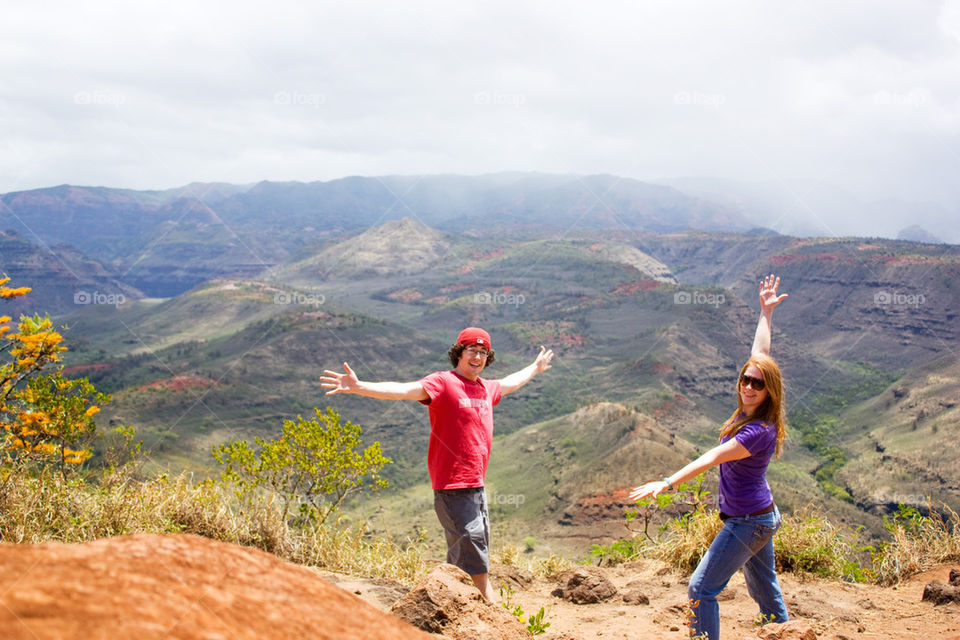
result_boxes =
[336,560,960,639]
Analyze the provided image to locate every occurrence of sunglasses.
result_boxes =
[739,374,766,391]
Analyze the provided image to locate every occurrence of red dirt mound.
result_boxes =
[0,533,433,640]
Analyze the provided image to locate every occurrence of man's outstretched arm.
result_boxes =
[497,346,554,396]
[320,362,429,401]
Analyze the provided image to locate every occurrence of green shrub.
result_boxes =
[213,407,391,527]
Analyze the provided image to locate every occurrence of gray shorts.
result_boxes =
[433,487,490,575]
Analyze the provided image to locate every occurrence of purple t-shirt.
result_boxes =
[718,420,776,516]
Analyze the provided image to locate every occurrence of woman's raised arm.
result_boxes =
[751,274,788,357]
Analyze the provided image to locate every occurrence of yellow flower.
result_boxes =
[0,286,31,298]
[83,406,100,418]
[63,448,91,464]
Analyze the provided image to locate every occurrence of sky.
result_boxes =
[2,1,959,239]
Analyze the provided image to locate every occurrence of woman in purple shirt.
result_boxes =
[629,274,790,640]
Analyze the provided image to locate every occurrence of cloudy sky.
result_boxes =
[2,1,959,238]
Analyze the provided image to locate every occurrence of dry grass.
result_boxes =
[0,468,428,584]
[3,464,957,588]
[648,510,724,573]
[871,501,960,586]
[774,507,864,581]
[493,543,574,576]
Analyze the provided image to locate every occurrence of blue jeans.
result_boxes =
[687,507,788,640]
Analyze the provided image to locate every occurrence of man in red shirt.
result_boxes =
[320,327,554,601]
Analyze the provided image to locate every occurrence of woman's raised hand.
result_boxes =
[759,274,788,313]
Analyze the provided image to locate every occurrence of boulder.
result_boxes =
[0,533,433,640]
[390,564,529,640]
[550,567,617,604]
[621,588,649,605]
[756,620,817,639]
[949,567,960,586]
[490,563,535,592]
[922,579,960,605]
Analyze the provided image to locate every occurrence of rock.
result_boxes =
[621,589,649,605]
[755,620,817,639]
[922,580,960,605]
[0,533,433,640]
[490,563,535,592]
[390,564,529,640]
[950,567,960,586]
[551,567,617,604]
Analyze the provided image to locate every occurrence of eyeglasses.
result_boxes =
[739,374,766,391]
[464,347,489,357]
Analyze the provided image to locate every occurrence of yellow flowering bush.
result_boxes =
[1,277,108,475]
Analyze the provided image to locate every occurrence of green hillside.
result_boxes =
[37,220,959,554]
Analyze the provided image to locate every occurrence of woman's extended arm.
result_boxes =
[320,362,429,401]
[628,438,751,502]
[751,274,788,357]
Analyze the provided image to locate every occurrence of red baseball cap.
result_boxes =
[457,327,491,350]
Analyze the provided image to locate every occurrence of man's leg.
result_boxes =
[434,488,494,601]
[470,573,497,602]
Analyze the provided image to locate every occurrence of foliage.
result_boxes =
[499,585,551,635]
[590,474,713,567]
[525,607,551,635]
[788,363,896,501]
[1,278,109,475]
[213,407,391,527]
[589,536,645,566]
[609,482,960,586]
[790,413,852,502]
[871,501,960,585]
[774,507,870,582]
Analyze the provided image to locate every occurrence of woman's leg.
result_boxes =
[688,518,760,640]
[741,510,788,623]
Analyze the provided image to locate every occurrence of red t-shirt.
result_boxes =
[419,370,502,490]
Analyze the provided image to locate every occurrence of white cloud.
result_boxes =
[1,0,957,239]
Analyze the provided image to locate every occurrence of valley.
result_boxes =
[1,176,957,557]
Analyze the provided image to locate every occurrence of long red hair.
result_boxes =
[720,353,787,458]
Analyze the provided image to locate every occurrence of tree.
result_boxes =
[213,407,391,527]
[1,277,108,475]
